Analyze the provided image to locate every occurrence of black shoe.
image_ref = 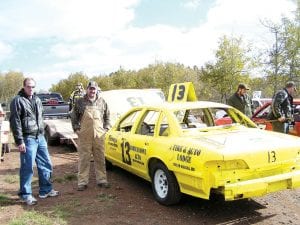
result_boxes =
[77,185,87,191]
[97,182,111,188]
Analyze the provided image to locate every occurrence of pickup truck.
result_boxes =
[36,92,69,118]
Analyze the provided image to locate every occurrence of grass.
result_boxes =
[51,205,72,220]
[96,193,116,202]
[8,210,67,225]
[50,196,114,217]
[4,174,19,184]
[50,198,81,219]
[63,173,77,181]
[0,194,13,205]
[53,173,77,184]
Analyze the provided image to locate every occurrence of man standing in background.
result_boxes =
[227,83,253,118]
[268,81,296,133]
[69,83,85,111]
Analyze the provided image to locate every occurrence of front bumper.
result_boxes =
[224,170,300,200]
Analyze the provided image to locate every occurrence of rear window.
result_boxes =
[37,93,63,102]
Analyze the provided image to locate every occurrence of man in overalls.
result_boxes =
[71,81,111,191]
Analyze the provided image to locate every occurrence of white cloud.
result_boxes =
[29,71,69,91]
[0,0,296,90]
[182,0,202,10]
[0,0,139,40]
[205,0,295,42]
[0,41,13,62]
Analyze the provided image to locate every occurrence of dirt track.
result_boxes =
[1,145,300,225]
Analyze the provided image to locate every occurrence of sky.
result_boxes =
[0,0,296,91]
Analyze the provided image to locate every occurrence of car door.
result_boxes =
[122,110,161,178]
[106,109,143,167]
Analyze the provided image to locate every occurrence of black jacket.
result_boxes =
[10,89,44,145]
[227,92,253,117]
[269,88,292,120]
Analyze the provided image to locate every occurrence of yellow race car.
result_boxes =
[105,101,300,205]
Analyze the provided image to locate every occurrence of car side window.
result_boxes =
[211,109,232,126]
[118,110,141,132]
[136,110,159,136]
[188,109,209,128]
[159,114,170,136]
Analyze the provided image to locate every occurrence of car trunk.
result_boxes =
[191,127,300,170]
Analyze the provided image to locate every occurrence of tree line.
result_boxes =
[1,5,299,105]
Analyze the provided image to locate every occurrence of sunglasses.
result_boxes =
[25,86,35,89]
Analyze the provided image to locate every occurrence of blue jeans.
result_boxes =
[19,135,53,199]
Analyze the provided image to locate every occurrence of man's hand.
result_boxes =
[18,143,26,153]
[278,117,286,122]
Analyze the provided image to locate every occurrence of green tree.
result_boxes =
[50,72,89,100]
[201,35,253,102]
[109,68,137,89]
[91,74,114,91]
[281,12,300,81]
[0,71,24,104]
[134,62,199,97]
[261,3,300,95]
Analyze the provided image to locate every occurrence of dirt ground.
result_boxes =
[1,144,300,225]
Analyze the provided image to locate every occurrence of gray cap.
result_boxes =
[286,81,296,91]
[238,83,250,90]
[87,81,98,89]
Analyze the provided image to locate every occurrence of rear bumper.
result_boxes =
[224,170,300,200]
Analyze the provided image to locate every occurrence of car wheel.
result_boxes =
[150,162,181,205]
[105,159,113,170]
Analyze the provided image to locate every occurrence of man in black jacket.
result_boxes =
[227,83,253,117]
[10,78,59,205]
[268,81,297,133]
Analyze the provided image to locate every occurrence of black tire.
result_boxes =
[105,159,113,170]
[150,162,181,205]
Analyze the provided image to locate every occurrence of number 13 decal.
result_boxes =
[121,139,131,165]
[268,151,276,163]
[171,84,186,101]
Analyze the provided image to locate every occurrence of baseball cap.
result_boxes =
[87,81,98,89]
[238,83,250,90]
